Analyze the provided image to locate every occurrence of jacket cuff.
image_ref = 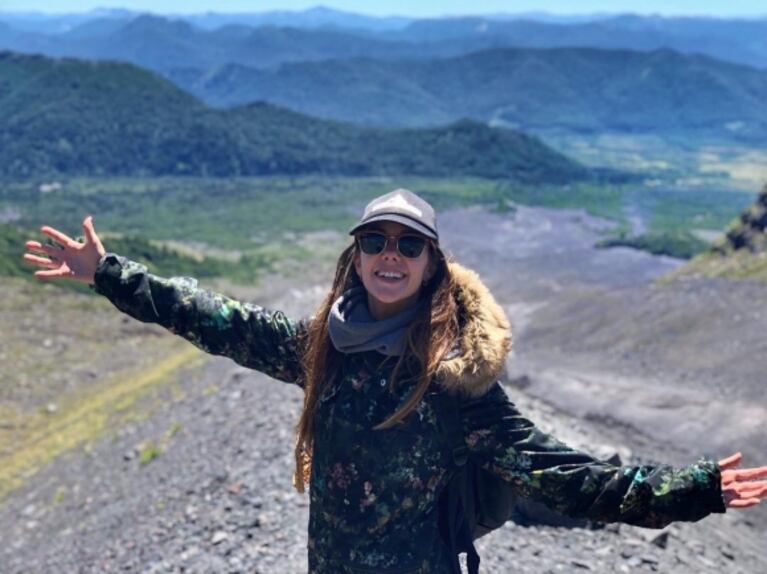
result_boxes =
[88,252,123,294]
[698,456,727,515]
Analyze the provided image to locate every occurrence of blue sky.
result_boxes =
[1,1,765,18]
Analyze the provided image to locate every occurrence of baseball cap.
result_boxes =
[349,188,438,241]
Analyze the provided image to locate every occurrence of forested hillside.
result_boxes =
[0,51,598,182]
[169,47,767,142]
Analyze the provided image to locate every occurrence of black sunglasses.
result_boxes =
[356,232,429,259]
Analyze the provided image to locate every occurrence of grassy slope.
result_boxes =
[2,221,266,291]
[3,175,759,269]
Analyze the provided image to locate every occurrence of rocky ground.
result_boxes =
[1,203,765,573]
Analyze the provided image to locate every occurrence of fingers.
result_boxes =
[40,225,75,247]
[82,215,97,244]
[735,481,767,498]
[34,269,70,280]
[23,253,59,268]
[82,215,106,255]
[715,455,767,511]
[718,452,742,469]
[24,240,60,258]
[722,466,767,483]
[728,499,761,509]
[733,480,767,496]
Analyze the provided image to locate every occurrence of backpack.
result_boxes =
[433,390,518,574]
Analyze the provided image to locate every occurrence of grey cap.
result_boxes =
[349,188,438,241]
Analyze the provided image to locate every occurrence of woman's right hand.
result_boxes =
[23,215,107,285]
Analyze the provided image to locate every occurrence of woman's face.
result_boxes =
[353,221,436,320]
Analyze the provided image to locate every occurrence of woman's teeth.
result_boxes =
[376,271,405,279]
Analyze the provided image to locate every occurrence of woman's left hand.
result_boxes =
[718,452,767,509]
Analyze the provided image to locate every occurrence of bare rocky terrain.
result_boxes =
[1,203,765,573]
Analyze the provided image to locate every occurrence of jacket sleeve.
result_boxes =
[462,382,727,528]
[91,252,305,386]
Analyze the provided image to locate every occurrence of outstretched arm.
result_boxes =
[464,383,727,528]
[23,216,305,385]
[92,252,305,384]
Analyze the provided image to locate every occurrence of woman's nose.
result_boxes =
[382,238,399,257]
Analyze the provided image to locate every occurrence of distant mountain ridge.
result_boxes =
[0,8,133,34]
[0,51,598,182]
[1,12,766,71]
[0,6,414,34]
[168,47,767,142]
[0,15,426,71]
[183,6,413,32]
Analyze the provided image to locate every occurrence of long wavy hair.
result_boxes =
[292,238,460,492]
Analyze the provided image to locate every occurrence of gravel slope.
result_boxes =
[2,357,762,574]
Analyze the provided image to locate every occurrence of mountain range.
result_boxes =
[1,9,765,158]
[2,13,765,142]
[383,14,767,70]
[0,15,428,71]
[167,47,767,141]
[1,12,766,71]
[0,6,413,34]
[0,7,648,35]
[0,51,598,182]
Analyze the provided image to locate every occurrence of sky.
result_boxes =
[0,1,765,18]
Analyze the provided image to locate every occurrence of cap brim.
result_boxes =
[349,213,438,240]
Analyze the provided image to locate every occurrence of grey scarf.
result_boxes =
[327,286,424,356]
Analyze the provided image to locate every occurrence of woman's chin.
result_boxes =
[370,283,412,303]
[371,291,405,306]
[368,284,420,310]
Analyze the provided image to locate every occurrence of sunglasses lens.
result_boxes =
[358,233,386,255]
[358,232,428,258]
[397,236,426,258]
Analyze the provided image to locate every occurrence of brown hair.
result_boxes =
[292,240,460,492]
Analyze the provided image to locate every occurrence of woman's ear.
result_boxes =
[353,249,362,276]
[424,257,437,283]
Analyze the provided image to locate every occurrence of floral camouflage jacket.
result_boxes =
[92,253,727,574]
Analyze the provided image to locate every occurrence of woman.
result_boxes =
[23,188,767,574]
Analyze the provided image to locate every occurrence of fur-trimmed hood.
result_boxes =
[436,262,512,398]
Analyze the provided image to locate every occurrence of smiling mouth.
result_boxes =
[375,270,406,281]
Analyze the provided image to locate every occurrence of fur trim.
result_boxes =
[436,262,512,398]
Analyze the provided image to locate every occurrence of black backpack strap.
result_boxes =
[434,391,481,574]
